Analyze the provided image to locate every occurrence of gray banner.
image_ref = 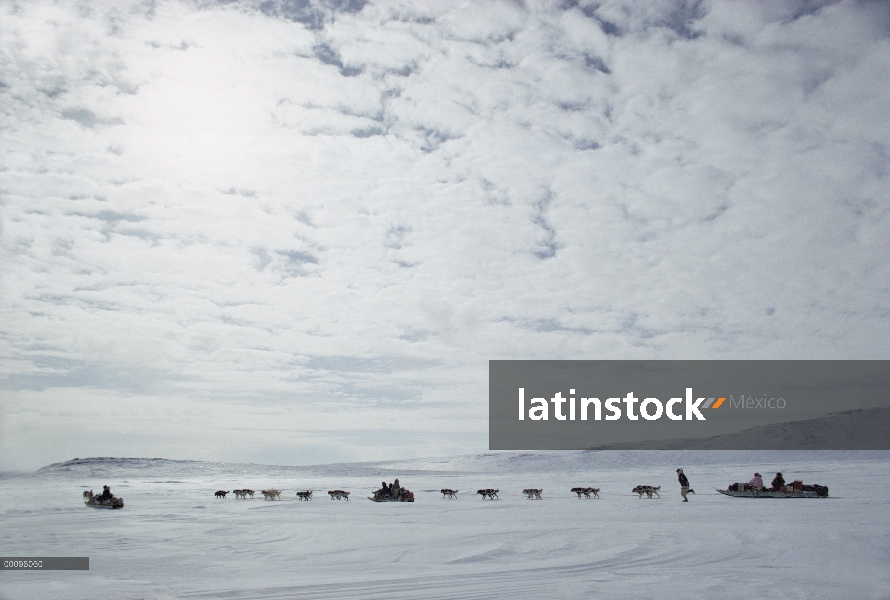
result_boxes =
[1,557,89,570]
[489,360,890,450]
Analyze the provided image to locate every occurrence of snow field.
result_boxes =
[1,452,887,599]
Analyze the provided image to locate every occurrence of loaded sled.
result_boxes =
[83,490,124,508]
[718,481,828,498]
[368,489,414,502]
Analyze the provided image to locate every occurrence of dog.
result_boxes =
[215,490,229,498]
[261,489,281,500]
[83,490,93,501]
[477,488,498,500]
[327,490,349,500]
[571,487,600,499]
[632,485,660,498]
[233,489,244,499]
[440,488,458,499]
[243,489,255,498]
[296,490,313,501]
[578,487,599,499]
[523,488,542,499]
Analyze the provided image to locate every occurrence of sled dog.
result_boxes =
[327,490,349,500]
[571,487,600,499]
[632,485,660,498]
[477,488,498,500]
[233,489,244,499]
[215,490,229,498]
[440,488,458,499]
[262,489,281,500]
[296,490,313,501]
[243,489,255,498]
[522,488,542,499]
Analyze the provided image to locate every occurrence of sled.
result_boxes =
[368,491,414,502]
[368,496,414,502]
[717,488,827,498]
[84,496,124,508]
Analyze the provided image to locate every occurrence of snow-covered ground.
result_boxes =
[1,452,888,599]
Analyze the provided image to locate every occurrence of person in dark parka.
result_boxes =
[97,485,113,502]
[676,469,694,501]
[771,472,785,491]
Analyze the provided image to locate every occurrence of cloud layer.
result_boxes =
[1,0,889,469]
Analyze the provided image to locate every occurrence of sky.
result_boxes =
[1,0,888,471]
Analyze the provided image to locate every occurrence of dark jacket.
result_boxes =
[678,473,689,487]
[771,475,785,490]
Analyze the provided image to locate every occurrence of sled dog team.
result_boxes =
[214,469,819,503]
[210,470,698,501]
[210,470,693,502]
[211,486,667,500]
[218,489,255,499]
[214,489,279,499]
[214,489,350,500]
[89,470,808,509]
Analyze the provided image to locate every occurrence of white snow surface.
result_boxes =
[1,451,888,599]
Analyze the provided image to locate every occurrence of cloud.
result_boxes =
[1,0,888,469]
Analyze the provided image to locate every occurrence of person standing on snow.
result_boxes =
[676,469,694,501]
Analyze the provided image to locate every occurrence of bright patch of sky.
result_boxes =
[1,0,888,470]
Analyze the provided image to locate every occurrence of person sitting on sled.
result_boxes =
[748,473,764,490]
[770,472,785,491]
[96,485,114,502]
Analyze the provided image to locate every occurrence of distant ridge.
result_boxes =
[31,455,461,479]
[34,456,275,477]
[589,406,890,450]
[30,449,890,480]
[37,457,196,472]
[30,414,890,478]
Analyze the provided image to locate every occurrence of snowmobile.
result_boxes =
[717,482,828,498]
[368,488,414,502]
[83,489,124,508]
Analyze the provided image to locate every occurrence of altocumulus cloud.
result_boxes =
[1,0,888,469]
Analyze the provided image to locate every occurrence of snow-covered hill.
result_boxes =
[591,406,890,450]
[31,448,889,480]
